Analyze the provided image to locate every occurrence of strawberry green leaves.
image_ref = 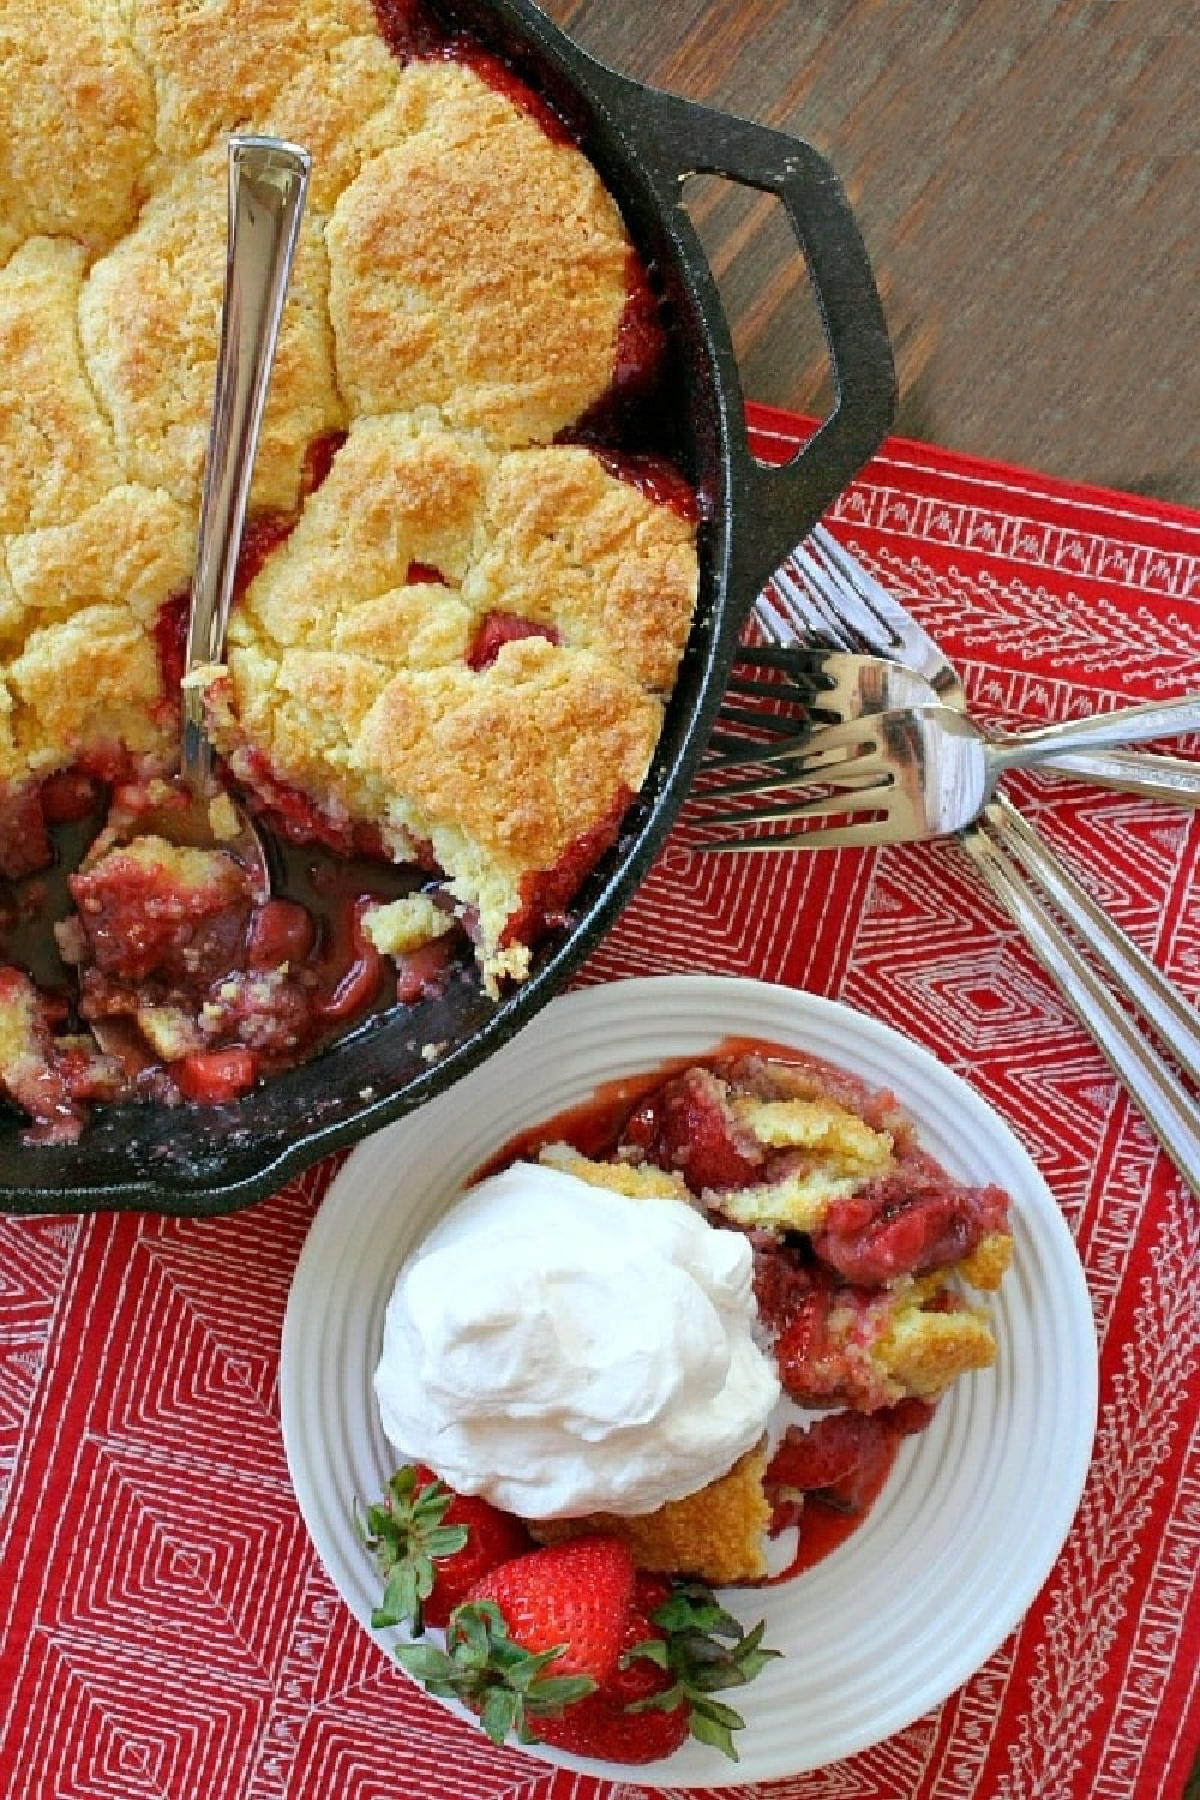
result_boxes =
[632,1583,780,1761]
[358,1465,468,1633]
[397,1599,597,1746]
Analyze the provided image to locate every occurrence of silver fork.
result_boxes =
[705,645,932,766]
[716,525,1200,1189]
[695,693,1200,847]
[769,525,1200,802]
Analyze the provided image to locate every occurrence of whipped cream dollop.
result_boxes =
[373,1161,781,1519]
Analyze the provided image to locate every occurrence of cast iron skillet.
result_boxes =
[0,0,895,1214]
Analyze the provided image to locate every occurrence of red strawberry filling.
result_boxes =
[814,1168,1012,1284]
[620,1065,766,1190]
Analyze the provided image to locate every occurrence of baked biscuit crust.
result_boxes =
[0,5,700,1008]
[531,1442,772,1587]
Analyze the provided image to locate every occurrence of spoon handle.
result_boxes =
[182,134,311,789]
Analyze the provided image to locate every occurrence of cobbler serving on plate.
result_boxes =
[0,0,700,1140]
[364,1040,1014,1763]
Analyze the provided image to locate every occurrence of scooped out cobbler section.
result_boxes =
[363,1040,1016,1764]
[0,0,701,1141]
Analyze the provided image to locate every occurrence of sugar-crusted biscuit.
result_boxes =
[325,64,633,445]
[210,425,692,989]
[0,0,157,259]
[0,6,699,1008]
[80,148,344,515]
[6,487,194,631]
[7,604,166,780]
[129,0,381,162]
[531,1442,773,1587]
[230,415,493,652]
[0,239,122,535]
[463,447,698,694]
[352,635,663,990]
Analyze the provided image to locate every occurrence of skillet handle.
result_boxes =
[604,79,897,612]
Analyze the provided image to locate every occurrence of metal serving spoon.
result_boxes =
[103,133,311,897]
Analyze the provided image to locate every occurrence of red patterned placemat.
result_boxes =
[1,407,1197,1799]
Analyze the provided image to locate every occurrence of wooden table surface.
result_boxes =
[539,0,1200,511]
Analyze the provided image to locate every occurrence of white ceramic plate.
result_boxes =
[280,974,1097,1788]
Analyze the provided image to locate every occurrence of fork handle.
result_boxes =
[995,695,1200,772]
[963,803,1200,1192]
[1038,746,1200,806]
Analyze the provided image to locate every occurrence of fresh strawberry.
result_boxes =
[533,1596,688,1762]
[359,1464,532,1632]
[393,1536,635,1750]
[378,1525,778,1766]
[467,1535,635,1684]
[533,1573,777,1765]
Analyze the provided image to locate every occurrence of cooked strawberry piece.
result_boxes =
[69,839,254,987]
[394,934,458,1004]
[766,1399,937,1523]
[768,1412,885,1495]
[314,896,386,1022]
[198,972,315,1056]
[772,1289,841,1398]
[39,769,105,825]
[466,611,559,672]
[814,1171,1011,1283]
[748,1228,820,1327]
[756,1254,894,1410]
[244,899,316,970]
[0,965,122,1144]
[175,1047,257,1105]
[621,1066,764,1192]
[0,783,51,880]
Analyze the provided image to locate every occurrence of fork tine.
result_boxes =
[807,526,911,650]
[720,672,809,705]
[697,813,906,853]
[691,774,893,828]
[770,560,867,650]
[694,759,889,802]
[733,643,832,677]
[714,710,885,779]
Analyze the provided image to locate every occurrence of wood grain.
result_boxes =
[538,0,1200,507]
